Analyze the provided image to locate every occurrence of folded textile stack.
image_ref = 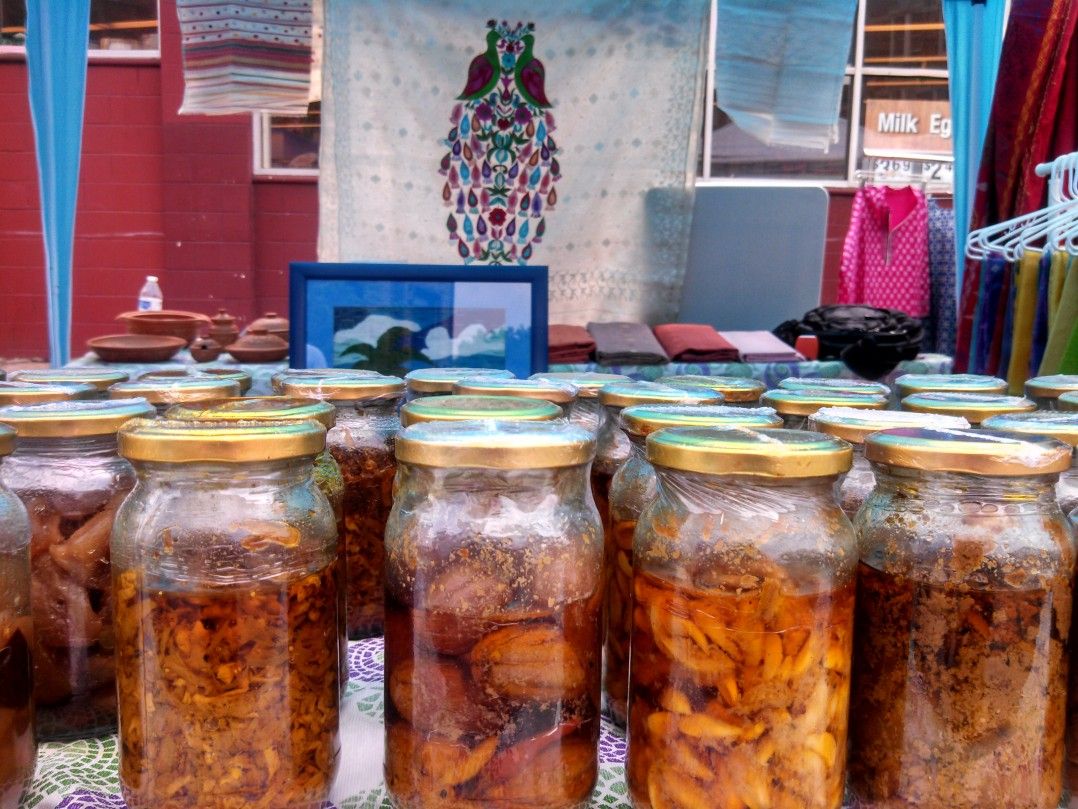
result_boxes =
[588,322,670,365]
[548,325,597,364]
[719,331,804,362]
[652,323,738,362]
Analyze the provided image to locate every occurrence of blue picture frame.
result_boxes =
[289,262,548,377]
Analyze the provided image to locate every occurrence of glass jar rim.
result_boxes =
[811,406,970,444]
[647,426,852,478]
[901,391,1036,423]
[280,374,405,401]
[762,388,889,416]
[452,376,577,404]
[110,377,241,405]
[0,380,97,405]
[166,396,337,430]
[598,381,724,409]
[400,394,560,427]
[530,371,629,398]
[621,404,781,437]
[10,367,129,391]
[396,420,593,468]
[895,373,1007,396]
[657,374,766,402]
[864,426,1072,475]
[0,398,155,438]
[119,418,326,463]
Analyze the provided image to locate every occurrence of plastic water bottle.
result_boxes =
[137,275,163,311]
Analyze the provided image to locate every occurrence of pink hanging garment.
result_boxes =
[838,185,930,317]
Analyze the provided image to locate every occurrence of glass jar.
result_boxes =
[604,405,781,727]
[900,391,1036,425]
[530,371,630,435]
[11,368,129,399]
[0,380,96,405]
[384,421,602,809]
[271,367,384,395]
[0,425,34,807]
[0,398,155,740]
[404,367,515,401]
[778,376,891,397]
[628,427,856,809]
[282,375,406,639]
[113,419,340,809]
[894,372,1008,399]
[810,407,970,518]
[762,388,888,429]
[850,427,1074,809]
[1033,377,1078,410]
[400,394,562,427]
[983,411,1078,518]
[139,367,254,395]
[657,374,766,407]
[109,376,241,414]
[452,376,577,415]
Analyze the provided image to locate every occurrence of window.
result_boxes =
[0,0,159,55]
[254,104,321,176]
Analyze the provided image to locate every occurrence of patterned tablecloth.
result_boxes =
[19,638,629,809]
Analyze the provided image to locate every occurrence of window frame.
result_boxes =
[252,111,321,179]
[0,0,161,60]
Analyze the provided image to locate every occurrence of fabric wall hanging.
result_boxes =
[177,0,314,115]
[318,0,710,324]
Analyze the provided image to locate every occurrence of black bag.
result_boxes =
[774,305,923,380]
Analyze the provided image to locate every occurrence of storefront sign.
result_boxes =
[863,99,953,160]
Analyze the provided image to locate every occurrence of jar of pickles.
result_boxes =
[404,367,514,401]
[113,419,340,809]
[810,407,970,518]
[400,394,562,427]
[900,390,1036,425]
[139,366,254,395]
[452,376,577,414]
[0,424,33,807]
[850,427,1074,809]
[1028,375,1078,410]
[628,428,856,809]
[605,405,781,727]
[0,380,96,405]
[109,376,241,414]
[385,421,602,809]
[0,398,155,740]
[270,367,383,394]
[10,368,129,399]
[762,388,888,429]
[530,371,630,435]
[777,376,891,397]
[657,374,766,407]
[280,374,405,639]
[983,411,1078,518]
[894,372,1007,398]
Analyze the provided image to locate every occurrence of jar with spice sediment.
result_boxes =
[1026,375,1078,410]
[0,424,33,807]
[384,420,602,809]
[809,407,970,519]
[10,368,129,399]
[900,390,1037,426]
[530,372,630,435]
[850,428,1074,809]
[777,376,891,397]
[983,411,1078,518]
[109,376,241,414]
[604,405,781,728]
[761,388,888,430]
[139,366,254,395]
[627,427,856,809]
[894,372,1008,398]
[452,376,577,415]
[270,367,384,395]
[0,380,96,405]
[0,398,155,740]
[657,374,766,407]
[280,374,405,639]
[113,419,340,809]
[403,367,515,401]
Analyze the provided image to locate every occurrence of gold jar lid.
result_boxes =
[982,411,1078,447]
[140,367,253,394]
[0,398,156,438]
[1059,391,1078,411]
[530,371,630,398]
[864,427,1072,476]
[279,374,405,403]
[109,376,241,406]
[598,381,724,409]
[397,420,593,469]
[762,389,888,417]
[777,376,891,397]
[901,391,1036,424]
[405,367,515,394]
[0,424,14,456]
[119,418,326,463]
[657,374,766,403]
[1026,375,1078,401]
[400,395,561,427]
[647,427,853,478]
[810,406,971,444]
[895,373,1008,397]
[270,367,383,394]
[621,404,782,437]
[166,397,337,430]
[452,376,576,404]
[11,368,130,392]
[0,380,97,406]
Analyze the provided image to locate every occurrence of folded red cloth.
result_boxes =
[653,323,739,362]
[548,324,595,363]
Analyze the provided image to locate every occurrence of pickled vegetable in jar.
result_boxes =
[810,407,970,519]
[400,394,562,427]
[605,405,781,728]
[139,366,253,395]
[657,374,766,407]
[900,390,1036,425]
[10,368,129,399]
[109,376,241,414]
[761,388,888,430]
[114,419,340,809]
[777,376,891,397]
[1026,375,1078,410]
[0,398,155,740]
[850,427,1074,809]
[530,371,630,435]
[452,376,577,414]
[0,380,96,405]
[385,421,602,809]
[270,367,383,395]
[404,367,514,401]
[628,427,856,809]
[894,372,1008,398]
[0,424,34,807]
[281,375,405,639]
[983,411,1078,518]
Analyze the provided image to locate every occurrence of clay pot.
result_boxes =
[189,337,223,363]
[117,310,210,346]
[226,327,289,363]
[208,308,240,347]
[249,312,290,342]
[88,334,187,363]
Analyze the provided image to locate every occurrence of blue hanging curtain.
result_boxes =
[25,0,90,367]
[943,0,1006,292]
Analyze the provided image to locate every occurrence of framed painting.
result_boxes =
[289,262,548,377]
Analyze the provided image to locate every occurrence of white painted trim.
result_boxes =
[252,112,320,177]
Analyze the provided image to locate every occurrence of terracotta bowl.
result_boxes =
[117,310,210,345]
[88,334,187,363]
[226,327,289,363]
